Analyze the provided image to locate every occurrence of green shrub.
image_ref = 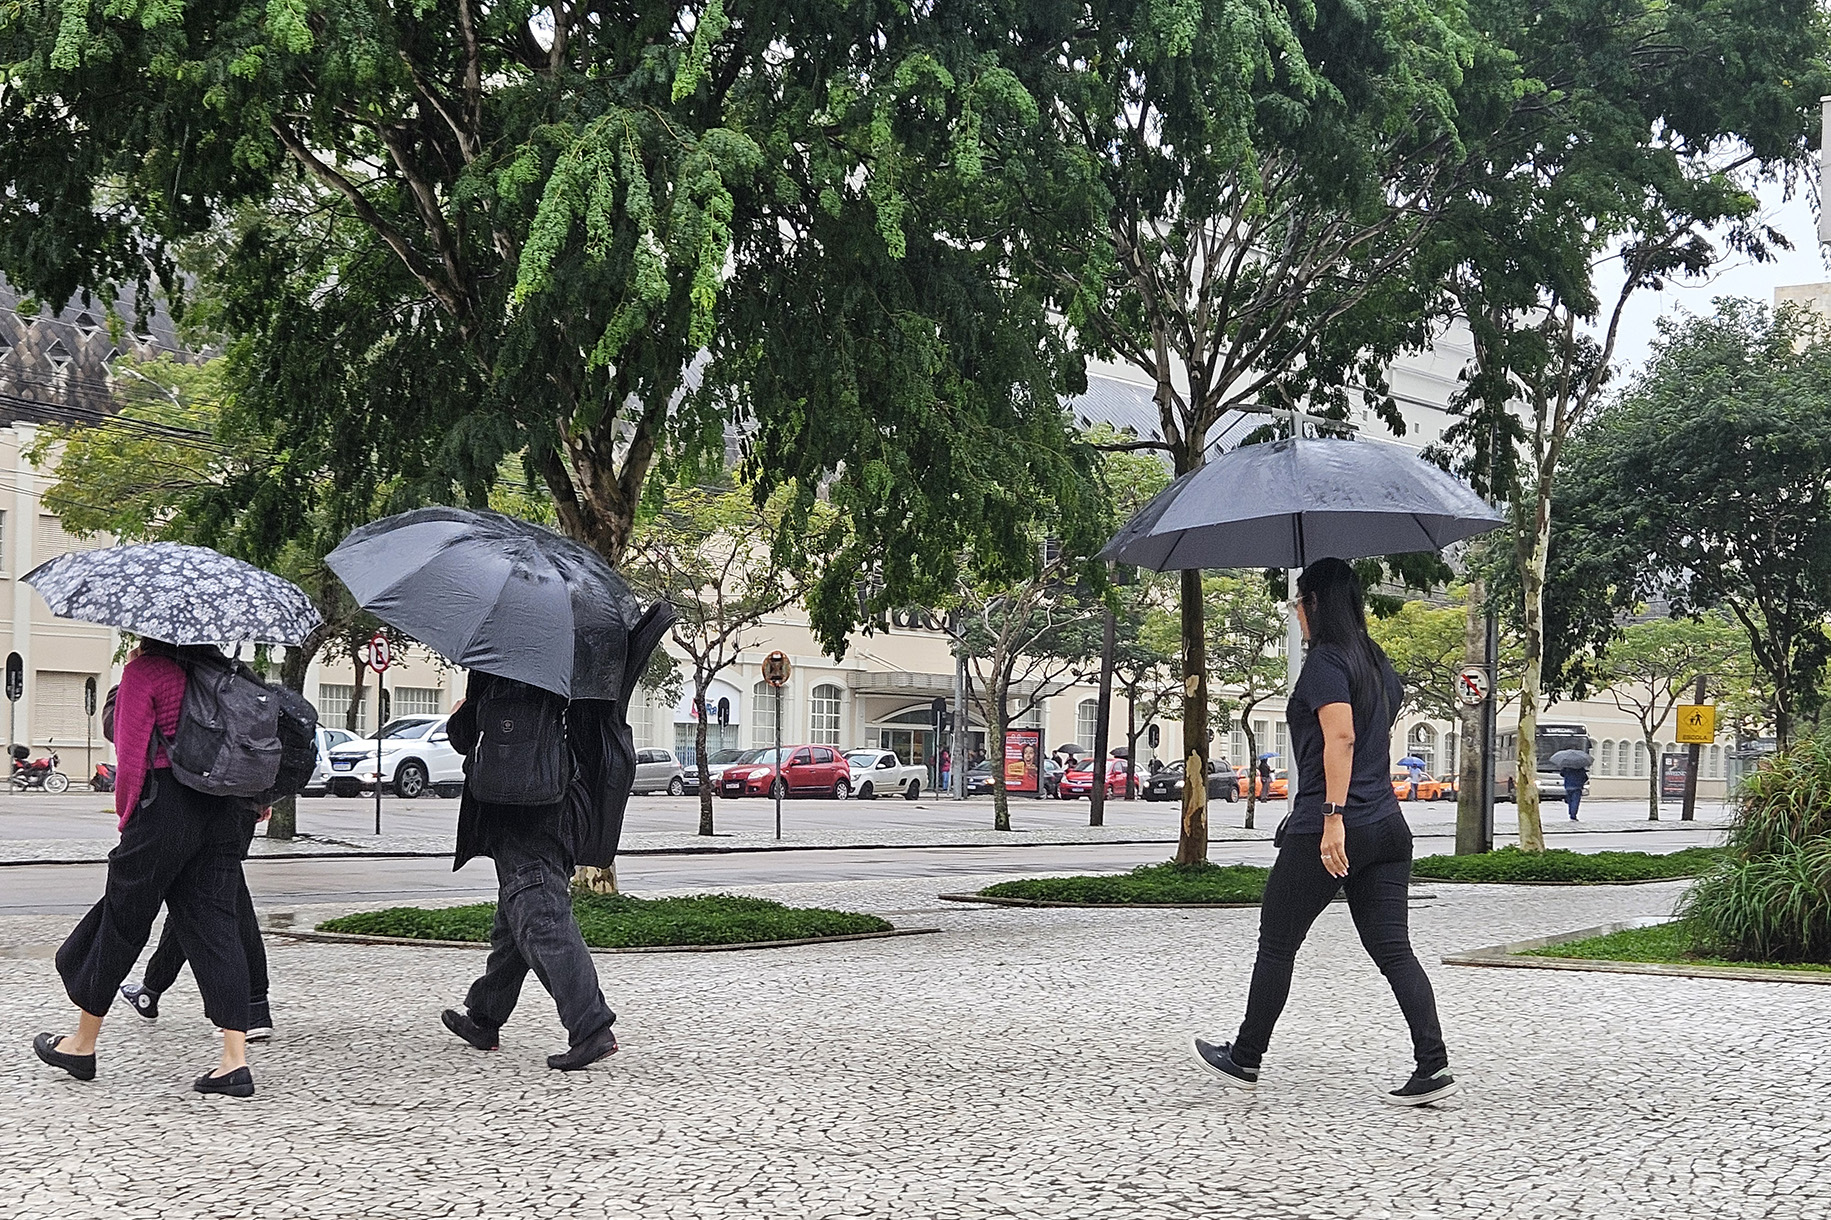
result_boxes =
[1412,845,1723,884]
[978,861,1269,905]
[1678,733,1831,965]
[319,893,893,948]
[1521,920,1831,974]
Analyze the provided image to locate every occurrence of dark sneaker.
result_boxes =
[193,1065,255,1098]
[1192,1038,1258,1090]
[547,1023,618,1071]
[441,1008,499,1051]
[1382,1068,1458,1107]
[121,983,160,1020]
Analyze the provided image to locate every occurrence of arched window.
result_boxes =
[1076,699,1099,751]
[809,684,842,745]
[1407,724,1437,772]
[752,681,781,749]
[1599,740,1614,777]
[1632,740,1647,778]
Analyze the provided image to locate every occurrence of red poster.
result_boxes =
[1004,729,1041,794]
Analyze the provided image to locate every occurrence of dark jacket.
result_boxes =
[452,600,674,871]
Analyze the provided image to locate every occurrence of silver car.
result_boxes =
[632,747,686,795]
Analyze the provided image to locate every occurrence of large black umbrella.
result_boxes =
[1101,437,1504,570]
[327,507,656,700]
[24,542,322,645]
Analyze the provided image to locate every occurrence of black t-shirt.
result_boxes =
[1283,641,1404,834]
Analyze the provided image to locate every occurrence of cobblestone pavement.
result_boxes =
[3,873,1823,1220]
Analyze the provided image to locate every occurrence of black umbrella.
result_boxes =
[1054,743,1086,756]
[1548,749,1593,770]
[1101,437,1505,570]
[327,507,663,700]
[24,542,322,645]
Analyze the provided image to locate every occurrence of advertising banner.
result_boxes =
[1004,729,1041,794]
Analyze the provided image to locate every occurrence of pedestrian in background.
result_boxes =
[1560,761,1589,821]
[34,639,259,1097]
[939,747,951,794]
[1194,558,1454,1106]
[1257,755,1273,800]
[1406,758,1426,802]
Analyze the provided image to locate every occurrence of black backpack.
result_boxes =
[161,654,319,803]
[465,679,570,807]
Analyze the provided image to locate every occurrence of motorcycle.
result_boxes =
[10,745,70,793]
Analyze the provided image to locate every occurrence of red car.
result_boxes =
[1058,757,1130,799]
[718,744,854,800]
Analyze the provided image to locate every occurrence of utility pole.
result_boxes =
[952,612,969,799]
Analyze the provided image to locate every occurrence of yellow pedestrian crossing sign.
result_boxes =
[1675,705,1716,744]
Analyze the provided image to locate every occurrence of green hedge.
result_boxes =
[319,892,893,949]
[1523,921,1831,973]
[978,861,1270,905]
[1412,845,1723,884]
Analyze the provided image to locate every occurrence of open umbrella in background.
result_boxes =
[24,542,322,645]
[1398,755,1428,769]
[1100,437,1506,570]
[1548,749,1594,771]
[327,507,667,701]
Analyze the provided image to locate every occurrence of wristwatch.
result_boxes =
[1321,802,1344,818]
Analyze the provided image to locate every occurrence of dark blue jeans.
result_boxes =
[1564,785,1582,819]
[1233,813,1447,1075]
[463,815,614,1044]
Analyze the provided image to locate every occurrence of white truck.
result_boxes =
[843,748,927,800]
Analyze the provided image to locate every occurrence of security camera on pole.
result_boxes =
[367,632,392,834]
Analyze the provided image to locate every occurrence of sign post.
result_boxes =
[84,676,96,790]
[5,651,21,760]
[1675,682,1715,823]
[367,633,393,834]
[763,651,791,840]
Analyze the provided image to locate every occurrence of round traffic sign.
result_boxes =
[762,650,792,688]
[1456,666,1490,707]
[367,633,393,674]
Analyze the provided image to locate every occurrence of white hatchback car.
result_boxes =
[844,748,927,800]
[325,716,466,799]
[302,726,361,797]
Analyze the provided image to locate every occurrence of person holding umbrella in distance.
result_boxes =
[1548,747,1593,821]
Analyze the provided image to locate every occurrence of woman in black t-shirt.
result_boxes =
[1194,558,1456,1106]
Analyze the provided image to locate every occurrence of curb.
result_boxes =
[268,925,942,955]
[1410,874,1699,887]
[938,892,1262,909]
[1443,919,1831,986]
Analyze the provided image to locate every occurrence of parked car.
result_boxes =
[684,747,751,795]
[1236,765,1289,800]
[632,748,687,795]
[844,748,926,800]
[965,761,996,796]
[1391,769,1454,802]
[1058,757,1131,800]
[719,744,852,799]
[325,715,465,799]
[1142,760,1238,803]
[302,726,361,797]
[1040,756,1064,799]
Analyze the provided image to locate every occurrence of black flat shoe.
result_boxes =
[547,1023,618,1072]
[441,1008,499,1051]
[33,1032,96,1081]
[193,1065,254,1098]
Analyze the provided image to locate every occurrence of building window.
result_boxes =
[1407,724,1437,772]
[1253,719,1270,760]
[34,671,99,743]
[1444,732,1458,775]
[1632,741,1647,778]
[1274,721,1289,765]
[752,681,781,748]
[1229,729,1247,766]
[392,686,442,718]
[1598,740,1612,777]
[809,684,842,745]
[1076,699,1099,751]
[316,683,367,733]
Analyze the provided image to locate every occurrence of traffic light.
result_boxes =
[1147,724,1160,749]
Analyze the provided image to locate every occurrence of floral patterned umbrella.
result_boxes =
[24,543,323,646]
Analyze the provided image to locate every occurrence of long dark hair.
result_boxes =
[1297,557,1395,726]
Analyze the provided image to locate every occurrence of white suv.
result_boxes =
[844,748,927,800]
[325,716,466,799]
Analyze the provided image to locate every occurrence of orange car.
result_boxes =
[1391,769,1454,801]
[1236,765,1289,799]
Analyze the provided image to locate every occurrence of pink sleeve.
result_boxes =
[114,656,179,829]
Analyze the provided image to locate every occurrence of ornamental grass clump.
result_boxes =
[1678,734,1831,964]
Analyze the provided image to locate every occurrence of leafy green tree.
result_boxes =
[1556,300,1831,747]
[625,479,829,835]
[1429,0,1830,849]
[1582,615,1752,820]
[1206,575,1287,832]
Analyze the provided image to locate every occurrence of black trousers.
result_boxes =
[463,813,614,1044]
[143,881,270,1019]
[1233,813,1448,1075]
[56,774,254,1032]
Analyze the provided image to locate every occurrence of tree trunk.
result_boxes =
[1176,567,1210,865]
[1515,488,1551,852]
[1455,579,1486,855]
[267,627,328,842]
[575,863,618,895]
[694,672,714,836]
[989,708,1010,832]
[346,657,367,733]
[1090,598,1116,826]
[1241,722,1258,832]
[1124,688,1138,801]
[1645,732,1660,822]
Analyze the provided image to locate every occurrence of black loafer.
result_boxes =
[441,1008,499,1051]
[193,1065,255,1098]
[33,1032,96,1081]
[547,1023,618,1072]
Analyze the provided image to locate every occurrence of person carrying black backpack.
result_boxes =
[438,670,624,1071]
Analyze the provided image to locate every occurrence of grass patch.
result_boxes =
[1412,845,1724,884]
[978,861,1270,905]
[1522,921,1831,973]
[318,892,893,949]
